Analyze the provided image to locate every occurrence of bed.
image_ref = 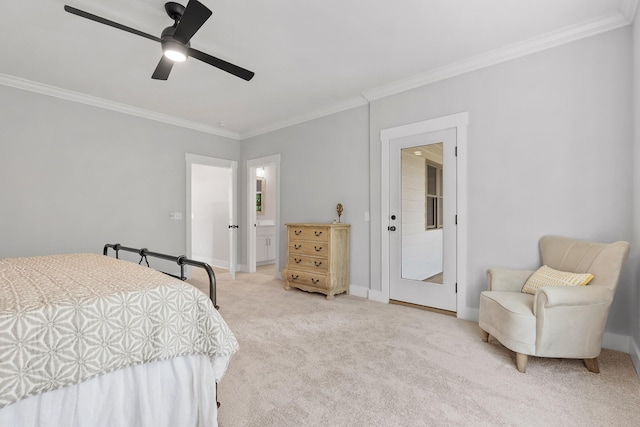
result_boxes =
[0,251,238,427]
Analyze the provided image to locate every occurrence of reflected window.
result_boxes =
[426,162,443,230]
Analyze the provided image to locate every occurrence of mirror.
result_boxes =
[256,177,265,215]
[401,143,443,284]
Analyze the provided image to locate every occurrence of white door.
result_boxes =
[388,128,457,312]
[186,154,237,280]
[228,162,238,280]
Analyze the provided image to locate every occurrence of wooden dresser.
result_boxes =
[282,223,350,299]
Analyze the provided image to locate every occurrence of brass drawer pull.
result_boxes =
[294,230,302,235]
[314,261,322,267]
[314,246,322,252]
[294,244,302,250]
[294,258,302,264]
[311,278,320,285]
[290,274,299,280]
[314,231,323,237]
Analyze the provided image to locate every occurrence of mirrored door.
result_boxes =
[389,129,456,312]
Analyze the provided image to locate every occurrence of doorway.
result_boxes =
[186,154,238,280]
[247,154,281,277]
[380,112,469,317]
[389,130,456,312]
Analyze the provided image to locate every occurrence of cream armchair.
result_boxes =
[478,235,630,373]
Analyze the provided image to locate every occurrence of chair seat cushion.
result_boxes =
[479,291,536,355]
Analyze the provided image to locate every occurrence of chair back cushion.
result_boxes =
[539,236,630,291]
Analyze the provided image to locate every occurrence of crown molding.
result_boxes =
[620,0,639,22]
[2,5,635,141]
[239,95,369,140]
[361,11,633,102]
[0,73,241,140]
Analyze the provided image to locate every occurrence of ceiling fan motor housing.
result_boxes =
[161,26,190,61]
[165,2,186,21]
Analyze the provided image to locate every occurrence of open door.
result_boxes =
[186,154,238,280]
[228,161,238,280]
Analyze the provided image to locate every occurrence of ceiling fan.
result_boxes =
[64,1,254,81]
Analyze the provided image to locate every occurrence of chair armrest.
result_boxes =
[486,268,535,292]
[534,286,613,315]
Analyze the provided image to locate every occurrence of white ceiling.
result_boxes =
[1,1,636,139]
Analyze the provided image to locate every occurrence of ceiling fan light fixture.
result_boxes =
[162,40,187,62]
[164,49,187,62]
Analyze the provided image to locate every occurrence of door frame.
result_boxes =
[185,153,238,278]
[380,112,469,319]
[246,154,281,276]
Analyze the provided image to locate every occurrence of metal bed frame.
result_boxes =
[103,243,218,309]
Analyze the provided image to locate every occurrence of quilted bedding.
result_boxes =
[0,253,238,408]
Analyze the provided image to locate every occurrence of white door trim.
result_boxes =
[246,154,281,277]
[185,153,238,278]
[379,112,469,319]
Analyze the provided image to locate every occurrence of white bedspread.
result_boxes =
[0,253,238,408]
[0,354,222,427]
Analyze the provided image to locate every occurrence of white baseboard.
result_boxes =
[367,289,388,303]
[191,255,229,270]
[211,259,229,269]
[602,332,631,353]
[459,307,479,322]
[630,337,640,377]
[349,285,368,298]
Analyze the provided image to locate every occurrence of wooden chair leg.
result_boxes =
[584,358,600,373]
[480,329,489,342]
[516,353,527,373]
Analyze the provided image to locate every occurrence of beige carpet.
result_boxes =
[188,270,640,427]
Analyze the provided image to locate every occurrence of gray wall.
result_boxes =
[0,85,240,263]
[240,105,370,289]
[0,22,637,344]
[632,8,640,363]
[369,27,634,334]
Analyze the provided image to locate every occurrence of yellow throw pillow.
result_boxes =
[521,265,593,295]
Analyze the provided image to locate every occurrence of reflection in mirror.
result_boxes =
[400,143,443,284]
[256,177,265,215]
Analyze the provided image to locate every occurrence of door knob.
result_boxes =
[388,226,396,231]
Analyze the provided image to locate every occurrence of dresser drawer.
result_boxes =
[289,241,329,257]
[284,269,328,290]
[288,227,329,243]
[288,255,329,272]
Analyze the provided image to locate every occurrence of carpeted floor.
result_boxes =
[188,269,640,427]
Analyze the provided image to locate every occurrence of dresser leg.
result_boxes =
[284,284,291,291]
[326,294,334,300]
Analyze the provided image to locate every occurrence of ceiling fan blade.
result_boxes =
[188,48,255,81]
[152,56,174,80]
[64,5,160,43]
[173,0,212,44]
